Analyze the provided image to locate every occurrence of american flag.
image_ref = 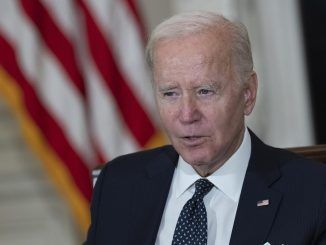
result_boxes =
[0,0,165,233]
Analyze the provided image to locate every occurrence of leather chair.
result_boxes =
[287,144,326,163]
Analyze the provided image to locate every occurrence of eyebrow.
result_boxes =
[157,85,179,91]
[193,82,220,90]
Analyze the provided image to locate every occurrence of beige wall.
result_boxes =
[0,98,83,244]
[139,0,172,31]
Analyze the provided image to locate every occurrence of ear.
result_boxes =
[243,71,258,116]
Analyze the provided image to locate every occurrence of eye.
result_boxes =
[163,91,177,97]
[198,88,214,95]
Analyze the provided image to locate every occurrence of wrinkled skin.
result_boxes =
[152,31,257,176]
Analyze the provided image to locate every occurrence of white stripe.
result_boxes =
[34,51,95,166]
[0,1,95,166]
[83,55,139,159]
[83,0,159,125]
[48,0,141,159]
[0,0,39,84]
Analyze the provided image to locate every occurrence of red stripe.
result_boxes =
[0,34,92,201]
[20,0,86,97]
[92,139,107,165]
[78,0,156,146]
[20,0,107,166]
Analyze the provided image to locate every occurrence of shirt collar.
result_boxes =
[174,128,251,202]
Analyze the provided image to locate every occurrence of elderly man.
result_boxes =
[85,11,326,245]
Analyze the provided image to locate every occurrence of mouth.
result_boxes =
[179,136,206,146]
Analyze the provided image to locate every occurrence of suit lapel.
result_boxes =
[128,146,178,245]
[230,132,283,245]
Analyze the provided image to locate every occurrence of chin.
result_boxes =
[178,147,210,166]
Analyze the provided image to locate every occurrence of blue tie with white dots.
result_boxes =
[171,178,214,245]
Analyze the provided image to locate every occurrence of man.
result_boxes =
[85,11,326,245]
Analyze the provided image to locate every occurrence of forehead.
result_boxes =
[152,32,232,81]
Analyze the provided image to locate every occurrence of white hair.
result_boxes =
[146,11,254,80]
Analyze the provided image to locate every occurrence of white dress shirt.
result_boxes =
[155,128,251,245]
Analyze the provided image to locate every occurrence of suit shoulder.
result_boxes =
[251,132,326,181]
[112,145,174,164]
[101,145,176,176]
[269,146,326,180]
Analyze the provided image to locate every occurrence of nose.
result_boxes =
[179,94,201,124]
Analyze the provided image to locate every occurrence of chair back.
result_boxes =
[287,145,326,163]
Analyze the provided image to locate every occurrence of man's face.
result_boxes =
[152,32,257,175]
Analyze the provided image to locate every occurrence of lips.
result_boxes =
[180,136,206,146]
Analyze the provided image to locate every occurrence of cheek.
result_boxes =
[157,104,176,128]
[204,100,243,130]
[202,103,225,124]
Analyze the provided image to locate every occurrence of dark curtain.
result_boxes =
[299,0,326,143]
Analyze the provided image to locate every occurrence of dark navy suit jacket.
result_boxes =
[85,132,326,245]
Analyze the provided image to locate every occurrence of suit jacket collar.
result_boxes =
[145,145,179,178]
[230,130,283,245]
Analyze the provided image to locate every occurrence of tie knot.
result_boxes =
[193,178,214,199]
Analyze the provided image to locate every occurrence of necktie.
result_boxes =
[172,178,214,245]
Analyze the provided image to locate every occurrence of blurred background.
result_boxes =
[0,0,325,244]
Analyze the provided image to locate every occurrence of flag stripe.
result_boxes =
[84,57,139,159]
[39,0,135,164]
[0,34,92,200]
[84,0,157,124]
[20,0,86,97]
[0,1,95,167]
[40,0,78,36]
[36,0,108,166]
[124,0,147,42]
[78,0,156,146]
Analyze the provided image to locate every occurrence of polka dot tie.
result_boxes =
[171,178,214,245]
